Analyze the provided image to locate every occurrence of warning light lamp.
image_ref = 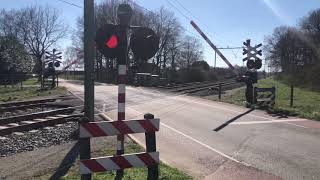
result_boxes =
[54,61,60,68]
[130,27,159,60]
[105,35,118,49]
[95,24,122,58]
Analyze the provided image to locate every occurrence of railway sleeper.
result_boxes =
[0,103,71,113]
[0,96,75,109]
[0,114,82,136]
[0,98,57,108]
[0,107,75,125]
[183,82,240,94]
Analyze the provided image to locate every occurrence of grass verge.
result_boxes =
[22,78,39,85]
[61,141,192,180]
[211,78,320,121]
[0,86,67,103]
[61,74,84,81]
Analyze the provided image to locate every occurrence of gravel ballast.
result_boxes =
[0,121,78,157]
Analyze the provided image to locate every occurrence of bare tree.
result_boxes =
[301,9,320,41]
[265,9,320,87]
[17,6,68,75]
[63,46,83,70]
[178,35,203,69]
[147,7,181,74]
[0,10,21,37]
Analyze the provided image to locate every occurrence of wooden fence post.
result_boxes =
[10,74,14,88]
[218,83,222,101]
[254,87,257,104]
[144,113,159,180]
[56,74,59,87]
[290,85,294,107]
[272,86,276,107]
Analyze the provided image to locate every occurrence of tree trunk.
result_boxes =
[170,54,176,82]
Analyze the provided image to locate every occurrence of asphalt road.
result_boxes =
[62,80,320,180]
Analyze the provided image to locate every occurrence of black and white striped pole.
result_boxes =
[116,4,132,179]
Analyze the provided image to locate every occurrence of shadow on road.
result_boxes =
[266,108,298,119]
[49,141,80,180]
[213,108,255,132]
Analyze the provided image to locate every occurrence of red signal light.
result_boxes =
[105,35,118,48]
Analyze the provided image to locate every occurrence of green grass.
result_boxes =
[22,78,39,85]
[62,74,84,81]
[0,86,67,103]
[221,78,320,120]
[61,142,192,180]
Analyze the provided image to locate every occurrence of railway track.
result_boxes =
[0,96,75,115]
[157,79,243,94]
[157,80,214,89]
[169,80,236,92]
[0,107,81,136]
[0,107,82,136]
[0,96,83,136]
[183,81,240,94]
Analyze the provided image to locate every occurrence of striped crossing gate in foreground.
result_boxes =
[254,87,276,108]
[79,114,160,179]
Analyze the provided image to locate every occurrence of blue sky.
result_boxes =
[2,0,320,68]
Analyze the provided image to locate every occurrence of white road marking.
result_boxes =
[284,122,308,128]
[126,107,249,166]
[65,82,309,129]
[230,119,307,125]
[159,122,249,165]
[178,96,308,128]
[102,104,106,112]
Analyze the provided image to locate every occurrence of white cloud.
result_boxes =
[262,0,292,25]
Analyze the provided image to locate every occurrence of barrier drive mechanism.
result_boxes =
[254,87,276,108]
[79,113,160,179]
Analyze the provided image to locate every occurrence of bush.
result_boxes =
[275,72,320,91]
[207,69,218,81]
[177,68,206,82]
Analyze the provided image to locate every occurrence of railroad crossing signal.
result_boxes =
[45,48,62,67]
[95,25,159,60]
[95,4,159,61]
[130,27,160,60]
[43,48,62,88]
[242,39,262,70]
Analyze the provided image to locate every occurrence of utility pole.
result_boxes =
[214,51,216,68]
[81,0,95,180]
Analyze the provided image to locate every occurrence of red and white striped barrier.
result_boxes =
[190,20,237,75]
[79,118,160,138]
[80,152,159,174]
